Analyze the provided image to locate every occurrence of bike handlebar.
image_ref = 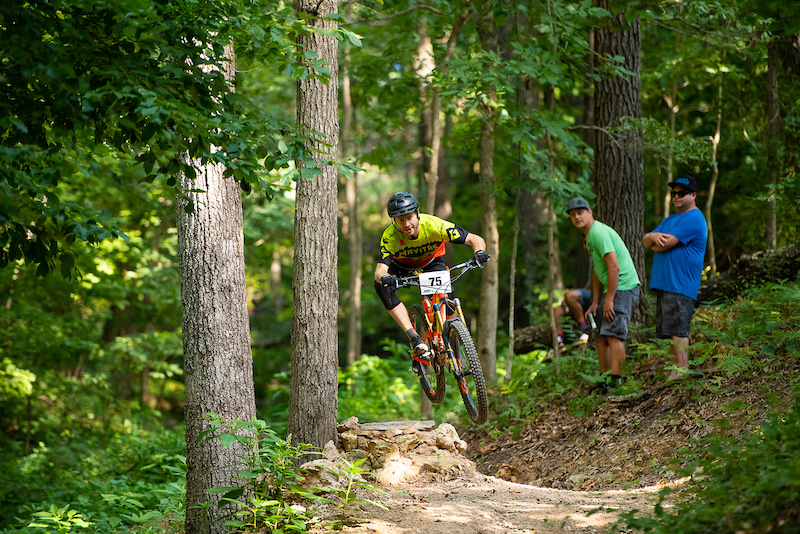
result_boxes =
[393,258,484,290]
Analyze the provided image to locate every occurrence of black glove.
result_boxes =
[474,250,490,267]
[381,274,400,289]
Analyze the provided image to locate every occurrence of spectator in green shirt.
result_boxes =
[566,197,641,394]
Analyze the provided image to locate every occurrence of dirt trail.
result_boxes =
[304,418,676,534]
[306,347,800,533]
[309,459,671,534]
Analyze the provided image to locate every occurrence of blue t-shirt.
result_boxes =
[649,208,708,299]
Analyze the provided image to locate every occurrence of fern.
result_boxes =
[714,347,754,377]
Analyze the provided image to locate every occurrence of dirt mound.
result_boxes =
[462,351,800,491]
[306,418,666,533]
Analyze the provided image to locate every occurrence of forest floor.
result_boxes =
[309,344,800,534]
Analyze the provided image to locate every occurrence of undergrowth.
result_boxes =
[495,278,800,532]
[614,279,800,533]
[619,385,800,533]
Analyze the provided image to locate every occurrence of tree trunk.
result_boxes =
[289,0,339,462]
[179,43,256,534]
[705,75,723,275]
[341,28,362,367]
[476,8,500,384]
[766,41,779,251]
[593,1,646,323]
[477,117,500,384]
[505,193,520,384]
[419,16,466,214]
[663,82,678,220]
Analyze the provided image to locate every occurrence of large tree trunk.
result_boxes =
[593,1,646,323]
[179,43,257,534]
[289,0,339,461]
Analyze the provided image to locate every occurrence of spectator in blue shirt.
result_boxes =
[643,176,708,381]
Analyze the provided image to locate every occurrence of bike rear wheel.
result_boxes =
[409,304,446,403]
[447,319,488,424]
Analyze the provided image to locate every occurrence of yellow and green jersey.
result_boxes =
[379,214,469,270]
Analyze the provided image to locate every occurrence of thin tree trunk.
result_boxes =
[705,75,723,275]
[477,116,499,384]
[422,15,466,214]
[544,84,561,362]
[506,193,519,384]
[415,26,435,198]
[477,8,500,384]
[663,82,678,220]
[341,25,362,367]
[766,41,779,250]
[289,0,339,461]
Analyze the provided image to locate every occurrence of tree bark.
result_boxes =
[593,1,647,323]
[289,0,340,462]
[179,43,257,534]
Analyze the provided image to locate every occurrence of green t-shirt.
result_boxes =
[586,221,640,291]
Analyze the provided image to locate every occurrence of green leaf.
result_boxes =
[220,433,236,448]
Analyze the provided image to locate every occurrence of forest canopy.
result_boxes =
[1,0,800,531]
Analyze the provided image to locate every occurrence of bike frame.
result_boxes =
[403,260,475,368]
[393,258,488,424]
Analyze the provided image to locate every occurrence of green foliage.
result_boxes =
[202,414,386,532]
[200,415,317,532]
[337,343,422,422]
[620,388,800,533]
[0,0,344,276]
[310,458,388,530]
[496,346,606,434]
[27,505,93,533]
[1,424,187,533]
[0,358,36,400]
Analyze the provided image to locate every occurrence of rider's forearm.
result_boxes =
[374,263,389,284]
[466,233,487,252]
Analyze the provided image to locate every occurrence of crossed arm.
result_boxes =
[643,231,680,252]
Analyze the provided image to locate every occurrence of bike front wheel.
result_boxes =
[409,305,446,403]
[447,319,488,424]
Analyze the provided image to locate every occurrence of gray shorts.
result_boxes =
[655,290,696,338]
[597,286,640,341]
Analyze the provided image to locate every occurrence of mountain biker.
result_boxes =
[374,191,490,364]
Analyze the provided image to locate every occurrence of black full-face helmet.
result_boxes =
[387,191,419,218]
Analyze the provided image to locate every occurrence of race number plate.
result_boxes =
[418,270,451,296]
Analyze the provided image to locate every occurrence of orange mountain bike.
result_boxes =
[395,259,488,424]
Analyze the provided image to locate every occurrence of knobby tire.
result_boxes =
[448,319,488,424]
[409,305,446,403]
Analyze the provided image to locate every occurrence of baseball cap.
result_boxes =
[566,197,591,213]
[667,175,698,193]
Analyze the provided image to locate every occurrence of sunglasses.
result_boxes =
[670,190,692,198]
